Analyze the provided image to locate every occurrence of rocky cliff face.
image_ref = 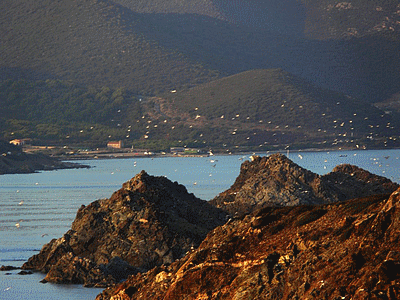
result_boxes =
[22,171,227,287]
[20,153,400,295]
[209,154,399,217]
[97,187,400,300]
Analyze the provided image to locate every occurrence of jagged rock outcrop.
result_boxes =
[97,187,400,300]
[19,153,400,292]
[209,153,399,216]
[22,171,227,287]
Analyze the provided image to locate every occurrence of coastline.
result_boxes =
[2,149,400,300]
[3,145,398,174]
[0,153,90,175]
[54,146,393,161]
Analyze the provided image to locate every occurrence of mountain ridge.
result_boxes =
[1,0,399,100]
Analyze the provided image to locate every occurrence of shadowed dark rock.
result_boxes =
[0,265,20,271]
[17,270,33,275]
[22,171,227,287]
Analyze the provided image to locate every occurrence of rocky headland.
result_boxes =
[0,140,88,174]
[210,154,399,217]
[16,153,400,299]
[21,171,227,287]
[97,187,400,299]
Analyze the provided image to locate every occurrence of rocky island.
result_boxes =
[15,153,400,299]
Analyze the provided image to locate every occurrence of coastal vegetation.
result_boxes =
[0,0,400,151]
[1,68,400,152]
[2,69,399,152]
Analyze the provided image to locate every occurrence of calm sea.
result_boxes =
[1,149,400,299]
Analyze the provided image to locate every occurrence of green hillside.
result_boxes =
[162,69,400,150]
[0,0,219,94]
[113,0,223,18]
[2,69,398,151]
[166,69,382,127]
[1,0,400,151]
[1,0,400,100]
[303,0,400,39]
[0,79,144,146]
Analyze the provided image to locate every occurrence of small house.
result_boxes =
[107,140,124,149]
[9,139,25,146]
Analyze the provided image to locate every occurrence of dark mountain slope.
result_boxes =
[213,0,307,35]
[112,0,307,36]
[166,69,382,124]
[1,0,400,102]
[0,79,146,144]
[303,0,400,40]
[162,69,398,148]
[113,0,224,19]
[375,92,400,115]
[0,0,219,94]
[1,0,400,149]
[115,9,400,102]
[2,68,398,150]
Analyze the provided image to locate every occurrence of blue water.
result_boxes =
[1,149,400,299]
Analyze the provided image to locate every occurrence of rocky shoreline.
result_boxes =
[98,189,400,299]
[0,153,89,175]
[3,153,400,299]
[0,140,89,175]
